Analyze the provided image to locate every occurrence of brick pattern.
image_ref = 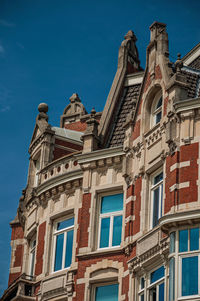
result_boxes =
[165,143,198,213]
[8,272,21,287]
[133,177,142,235]
[125,185,134,239]
[53,138,82,160]
[13,245,24,267]
[35,221,46,276]
[64,121,87,132]
[188,55,200,70]
[11,225,24,240]
[77,193,91,250]
[132,119,141,140]
[109,84,141,147]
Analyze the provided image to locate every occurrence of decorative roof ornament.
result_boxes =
[124,30,137,42]
[60,93,87,127]
[175,53,183,74]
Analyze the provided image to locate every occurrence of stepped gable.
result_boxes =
[109,84,140,147]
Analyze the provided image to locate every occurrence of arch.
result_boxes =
[142,85,163,133]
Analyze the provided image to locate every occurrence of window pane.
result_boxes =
[95,284,118,301]
[101,194,123,214]
[169,258,175,301]
[182,256,198,296]
[159,282,164,301]
[141,277,145,289]
[57,218,74,230]
[65,230,73,268]
[156,97,162,109]
[152,187,159,227]
[30,250,35,276]
[190,228,199,251]
[179,229,188,252]
[100,218,110,248]
[112,215,122,246]
[154,172,163,184]
[140,294,144,301]
[156,111,162,124]
[54,233,64,271]
[170,232,176,254]
[150,266,164,284]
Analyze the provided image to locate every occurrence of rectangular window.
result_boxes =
[98,193,123,249]
[53,217,74,272]
[181,256,198,296]
[95,283,118,301]
[151,171,163,228]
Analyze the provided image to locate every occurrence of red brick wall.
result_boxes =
[125,185,134,238]
[35,221,46,276]
[8,272,21,286]
[133,177,142,235]
[132,119,141,140]
[53,138,83,160]
[155,65,162,80]
[77,193,91,250]
[65,121,87,132]
[11,224,24,240]
[165,143,198,213]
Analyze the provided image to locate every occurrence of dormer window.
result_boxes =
[151,95,162,127]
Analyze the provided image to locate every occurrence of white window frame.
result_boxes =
[150,170,163,229]
[29,237,36,277]
[97,193,123,250]
[52,216,74,273]
[34,158,40,187]
[138,276,145,301]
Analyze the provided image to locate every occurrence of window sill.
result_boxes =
[144,122,161,138]
[77,246,123,258]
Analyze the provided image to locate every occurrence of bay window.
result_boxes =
[169,227,200,300]
[52,217,74,272]
[98,193,123,249]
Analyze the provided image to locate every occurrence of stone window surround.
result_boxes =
[150,168,163,230]
[150,91,163,128]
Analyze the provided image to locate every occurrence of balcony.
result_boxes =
[2,274,36,301]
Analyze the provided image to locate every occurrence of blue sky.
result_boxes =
[0,0,200,296]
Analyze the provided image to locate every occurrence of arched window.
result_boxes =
[151,95,163,127]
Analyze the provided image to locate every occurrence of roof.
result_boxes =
[108,84,141,147]
[51,126,83,143]
[188,56,200,70]
[182,68,200,98]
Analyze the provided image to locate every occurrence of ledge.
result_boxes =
[77,247,124,259]
[174,97,200,113]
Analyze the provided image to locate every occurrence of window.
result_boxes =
[151,96,162,127]
[52,217,74,272]
[138,266,165,301]
[169,227,200,299]
[150,171,163,228]
[94,283,118,301]
[98,193,123,249]
[29,238,36,277]
[34,158,40,187]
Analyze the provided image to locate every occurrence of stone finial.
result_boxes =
[124,30,137,42]
[38,103,48,113]
[82,108,100,152]
[149,21,167,41]
[60,93,87,127]
[175,53,183,74]
[70,93,81,103]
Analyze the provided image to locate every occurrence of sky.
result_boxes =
[0,0,200,296]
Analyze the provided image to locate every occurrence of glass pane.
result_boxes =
[65,230,73,268]
[156,97,162,109]
[170,232,176,254]
[57,218,74,230]
[150,266,164,284]
[169,258,175,301]
[100,217,110,248]
[154,172,163,185]
[149,287,156,301]
[140,294,144,301]
[141,277,145,289]
[30,250,35,276]
[159,282,164,301]
[179,229,188,252]
[54,233,64,271]
[182,256,198,296]
[101,193,123,214]
[112,215,122,246]
[152,187,159,227]
[190,228,199,251]
[156,111,162,124]
[95,284,118,301]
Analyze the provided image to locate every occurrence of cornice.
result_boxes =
[174,97,200,113]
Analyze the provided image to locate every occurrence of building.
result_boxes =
[2,21,200,301]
